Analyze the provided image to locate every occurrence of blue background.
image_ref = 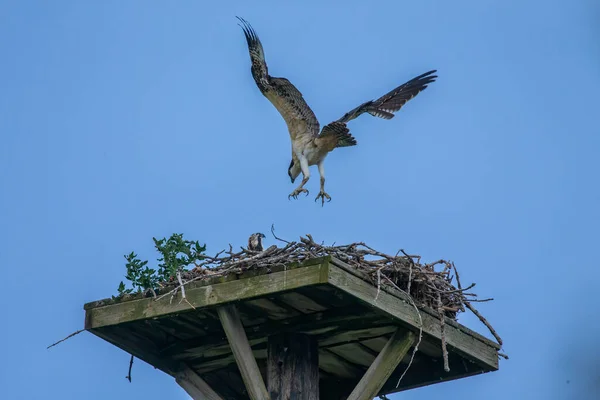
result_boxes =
[1,1,598,399]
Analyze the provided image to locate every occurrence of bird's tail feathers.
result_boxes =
[336,130,357,148]
[320,121,357,148]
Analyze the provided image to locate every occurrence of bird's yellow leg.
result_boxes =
[314,161,331,206]
[288,155,310,200]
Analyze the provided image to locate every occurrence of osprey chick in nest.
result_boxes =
[237,17,437,205]
[248,232,266,252]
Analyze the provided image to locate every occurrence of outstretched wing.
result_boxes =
[237,17,319,141]
[337,70,437,123]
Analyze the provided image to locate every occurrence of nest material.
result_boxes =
[160,231,502,348]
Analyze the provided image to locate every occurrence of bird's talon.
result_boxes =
[288,188,309,200]
[315,191,332,206]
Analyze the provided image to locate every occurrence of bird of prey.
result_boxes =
[237,17,437,205]
[248,232,266,252]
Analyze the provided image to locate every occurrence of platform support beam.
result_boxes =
[175,365,224,400]
[347,329,415,400]
[267,332,319,400]
[218,304,270,400]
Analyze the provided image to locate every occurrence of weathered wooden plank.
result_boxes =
[327,343,377,367]
[329,257,500,350]
[174,337,266,361]
[276,292,328,313]
[175,365,225,400]
[297,285,356,309]
[222,369,255,399]
[161,306,382,358]
[318,349,365,379]
[326,264,499,370]
[148,318,199,341]
[181,324,397,374]
[359,337,389,354]
[163,316,208,340]
[318,326,397,348]
[84,257,333,311]
[217,305,270,400]
[267,333,319,400]
[202,367,252,399]
[235,303,270,327]
[347,330,415,400]
[363,333,442,359]
[86,262,328,329]
[244,298,301,320]
[380,351,488,394]
[88,326,178,375]
[194,348,268,375]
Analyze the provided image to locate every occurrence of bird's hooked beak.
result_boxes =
[258,233,266,239]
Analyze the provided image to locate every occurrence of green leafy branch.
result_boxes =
[116,233,206,297]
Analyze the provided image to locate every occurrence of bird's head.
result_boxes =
[288,159,301,183]
[248,232,266,251]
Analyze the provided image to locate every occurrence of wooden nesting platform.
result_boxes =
[84,256,500,399]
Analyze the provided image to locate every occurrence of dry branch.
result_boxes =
[125,355,134,382]
[47,329,85,350]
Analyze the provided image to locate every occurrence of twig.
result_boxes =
[452,262,462,289]
[379,275,422,389]
[464,301,503,346]
[400,249,414,295]
[437,293,450,372]
[125,355,134,382]
[469,297,494,302]
[177,270,186,300]
[375,269,382,302]
[47,329,85,350]
[270,224,291,244]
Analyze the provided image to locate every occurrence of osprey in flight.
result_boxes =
[237,17,437,205]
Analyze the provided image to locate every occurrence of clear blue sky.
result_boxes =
[1,1,598,399]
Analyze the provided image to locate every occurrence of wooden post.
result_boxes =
[175,365,224,400]
[217,304,270,400]
[267,333,319,400]
[346,329,415,400]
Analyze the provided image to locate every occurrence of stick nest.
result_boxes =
[157,231,502,348]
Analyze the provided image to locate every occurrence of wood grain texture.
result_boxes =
[175,366,224,400]
[86,262,327,329]
[218,305,270,400]
[347,330,415,400]
[268,333,319,400]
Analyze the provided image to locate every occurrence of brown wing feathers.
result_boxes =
[338,70,437,123]
[237,17,269,92]
[238,18,320,138]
